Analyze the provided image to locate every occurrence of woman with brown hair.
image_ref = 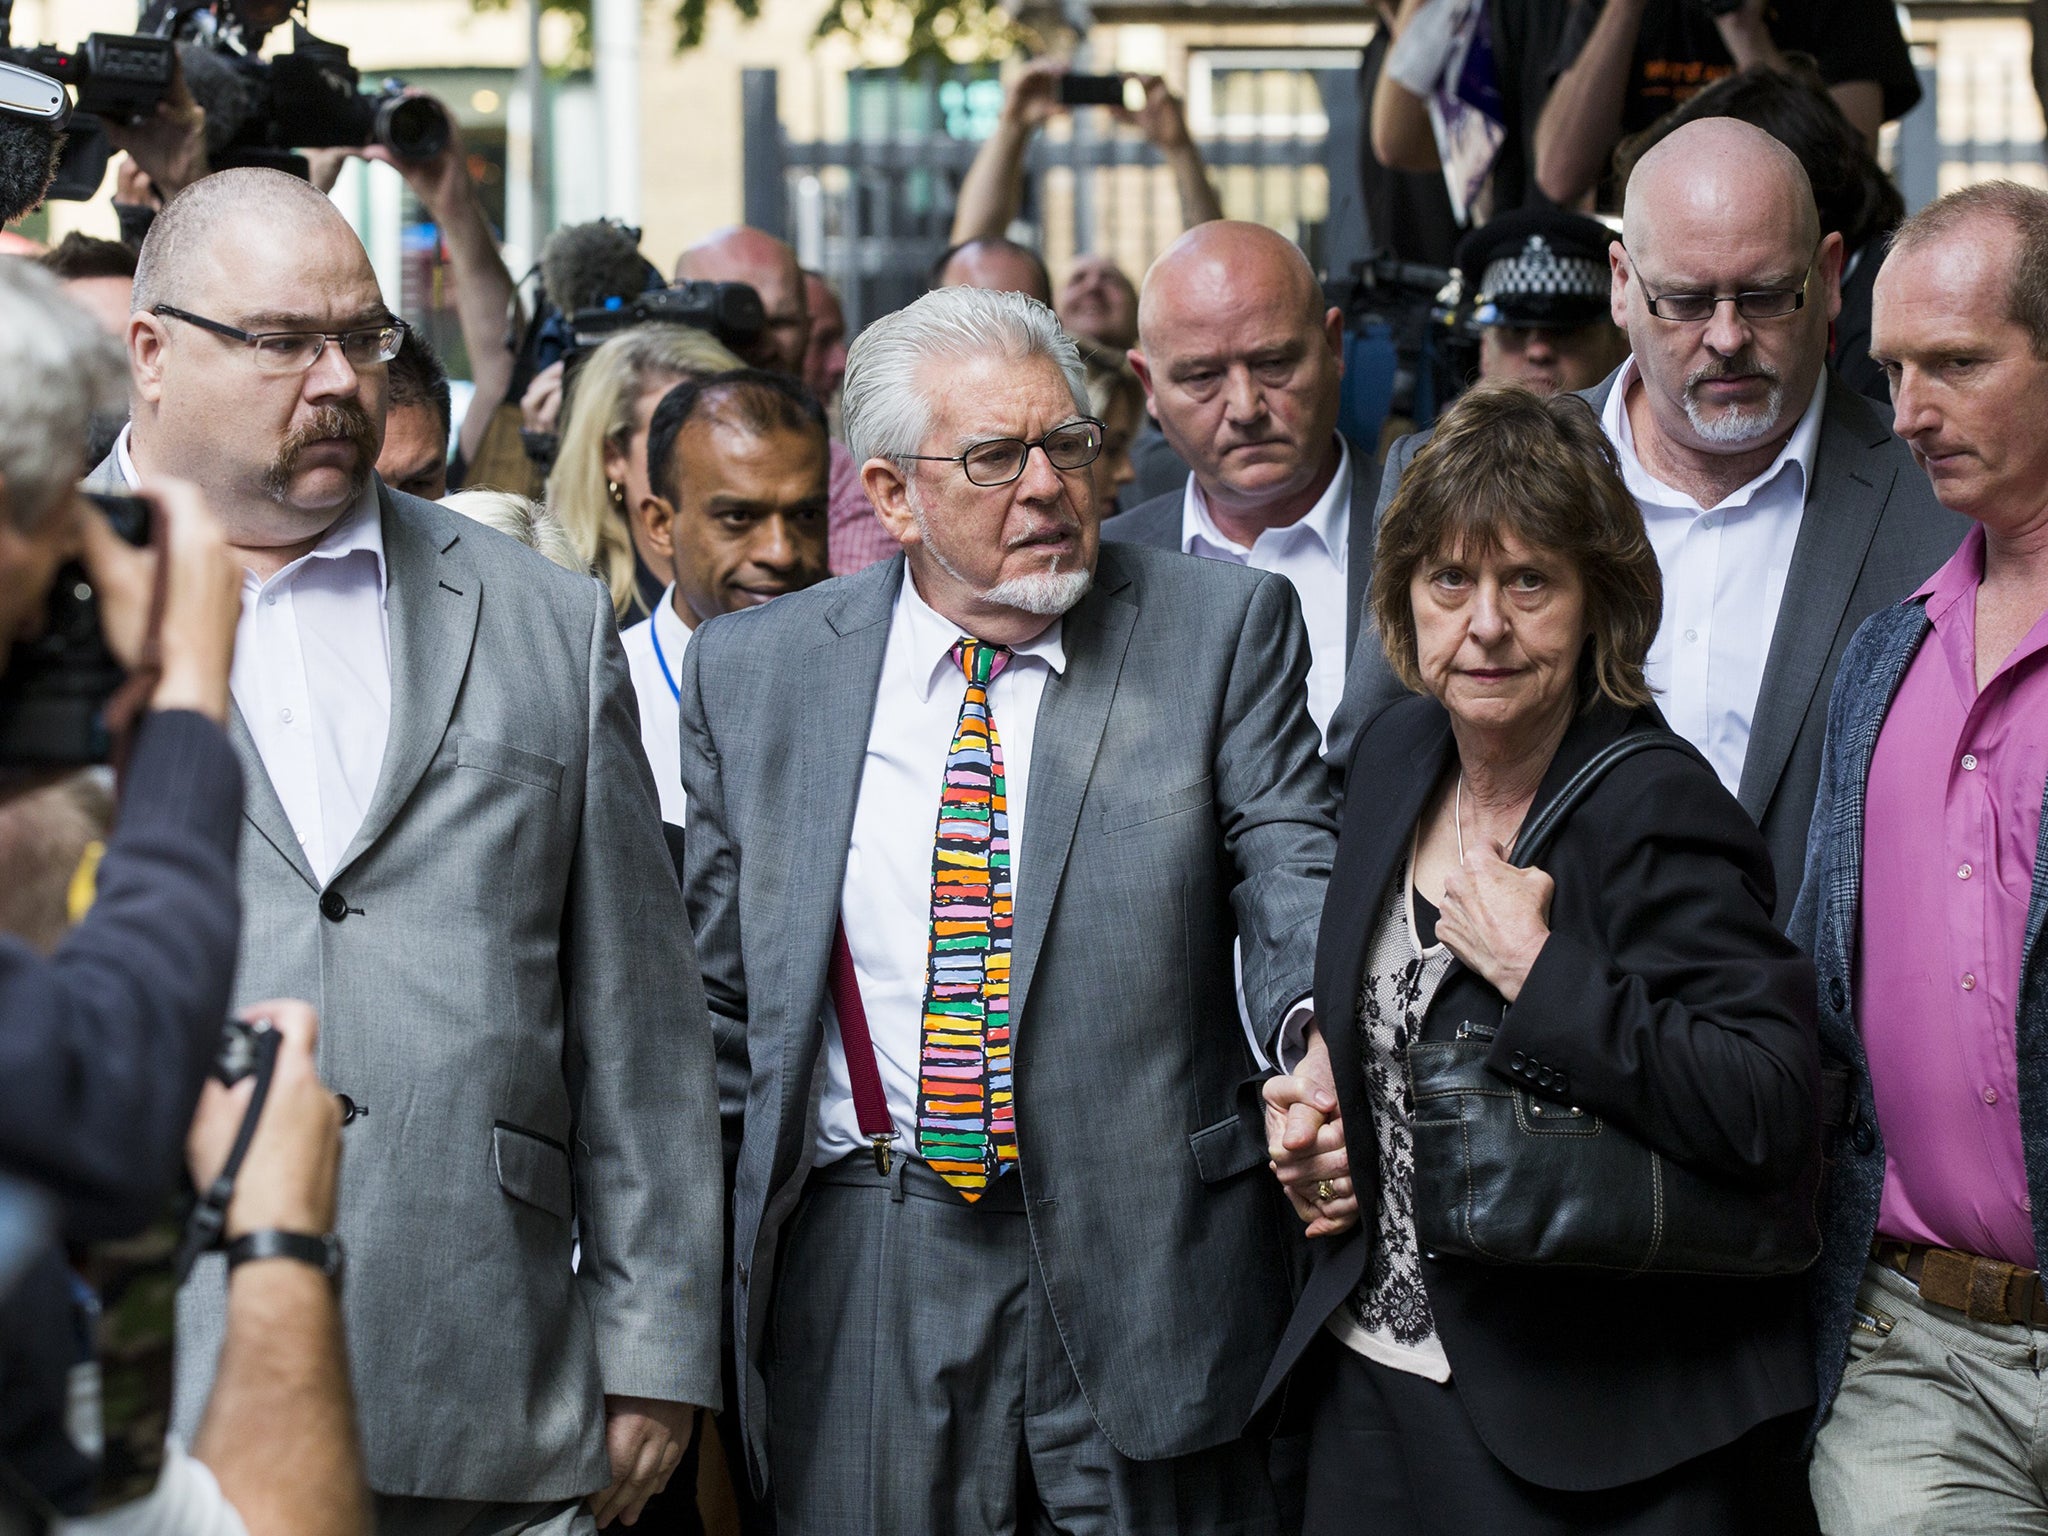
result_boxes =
[1257,383,1822,1532]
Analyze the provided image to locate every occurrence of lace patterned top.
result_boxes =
[1324,855,1455,1381]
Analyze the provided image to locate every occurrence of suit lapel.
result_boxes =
[1344,447,1373,655]
[1008,561,1138,1033]
[327,489,479,884]
[1316,703,1451,1128]
[790,564,899,1001]
[227,699,318,891]
[1737,388,1891,822]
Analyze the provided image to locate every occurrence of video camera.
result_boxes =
[513,275,768,472]
[0,0,449,200]
[1330,254,1477,437]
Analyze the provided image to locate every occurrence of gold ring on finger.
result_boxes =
[1315,1179,1336,1203]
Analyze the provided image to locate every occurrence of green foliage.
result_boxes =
[475,0,1028,68]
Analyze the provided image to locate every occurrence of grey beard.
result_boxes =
[1683,374,1786,447]
[910,490,1094,618]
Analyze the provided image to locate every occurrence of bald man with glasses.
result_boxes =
[97,168,725,1536]
[1332,116,1963,916]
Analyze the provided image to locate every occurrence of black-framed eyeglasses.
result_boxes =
[899,418,1104,487]
[1640,242,1821,324]
[151,304,408,375]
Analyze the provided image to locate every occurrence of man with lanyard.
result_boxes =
[620,368,832,824]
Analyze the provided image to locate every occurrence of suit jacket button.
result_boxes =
[1828,979,1847,1012]
[320,890,349,923]
[1852,1119,1876,1155]
[1511,1052,1527,1071]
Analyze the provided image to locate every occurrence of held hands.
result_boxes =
[591,1396,696,1528]
[521,361,568,437]
[1262,1024,1359,1238]
[1436,840,1553,1004]
[1002,59,1069,131]
[100,59,209,202]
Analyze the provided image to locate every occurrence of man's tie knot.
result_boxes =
[953,638,1012,689]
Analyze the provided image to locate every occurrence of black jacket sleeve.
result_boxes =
[1485,750,1820,1192]
[0,710,242,1238]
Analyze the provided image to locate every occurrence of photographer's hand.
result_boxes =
[185,999,343,1240]
[79,479,240,724]
[187,1001,367,1536]
[100,58,210,202]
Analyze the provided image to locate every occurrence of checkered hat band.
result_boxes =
[1479,248,1607,305]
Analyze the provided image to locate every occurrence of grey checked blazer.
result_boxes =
[1327,372,1967,916]
[676,545,1338,1491]
[1789,594,2048,1432]
[124,478,726,1502]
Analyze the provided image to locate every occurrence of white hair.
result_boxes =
[439,490,585,572]
[0,261,125,530]
[841,286,1089,466]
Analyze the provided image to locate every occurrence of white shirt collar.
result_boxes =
[1602,357,1827,515]
[654,582,693,666]
[116,424,388,596]
[1180,434,1352,571]
[895,565,1068,704]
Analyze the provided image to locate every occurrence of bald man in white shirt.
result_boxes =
[1104,221,1374,761]
[1331,116,1965,915]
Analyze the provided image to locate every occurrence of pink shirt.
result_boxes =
[828,438,900,576]
[1861,526,2048,1267]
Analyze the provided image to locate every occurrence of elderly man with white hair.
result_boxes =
[1332,113,1964,917]
[675,284,1338,1533]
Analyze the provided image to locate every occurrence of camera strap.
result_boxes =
[170,1026,281,1285]
[100,498,169,784]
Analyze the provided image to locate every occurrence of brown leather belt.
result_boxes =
[1872,1239,2048,1328]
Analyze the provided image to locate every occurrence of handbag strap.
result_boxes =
[827,920,900,1168]
[1508,729,1713,870]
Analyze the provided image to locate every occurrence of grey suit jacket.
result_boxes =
[677,545,1338,1489]
[142,480,724,1502]
[1326,373,1967,917]
[1101,437,1378,766]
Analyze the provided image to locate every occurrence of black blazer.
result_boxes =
[1256,691,1822,1491]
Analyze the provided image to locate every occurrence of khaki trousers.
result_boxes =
[1812,1259,2048,1534]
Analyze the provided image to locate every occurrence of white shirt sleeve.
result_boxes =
[56,1444,249,1536]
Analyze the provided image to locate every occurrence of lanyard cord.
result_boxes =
[648,611,682,705]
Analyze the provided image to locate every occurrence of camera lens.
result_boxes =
[375,94,448,161]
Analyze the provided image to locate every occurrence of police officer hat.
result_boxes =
[1455,207,1616,329]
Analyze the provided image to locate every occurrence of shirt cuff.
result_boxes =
[1275,997,1317,1073]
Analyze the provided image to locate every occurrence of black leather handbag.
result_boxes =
[1404,730,1823,1278]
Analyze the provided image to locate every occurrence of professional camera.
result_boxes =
[0,492,153,769]
[569,283,767,360]
[1,0,449,200]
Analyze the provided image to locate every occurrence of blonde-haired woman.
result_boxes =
[546,323,743,622]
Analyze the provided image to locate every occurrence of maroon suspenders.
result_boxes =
[828,921,900,1174]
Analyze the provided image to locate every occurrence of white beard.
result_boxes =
[1683,375,1786,447]
[910,489,1094,618]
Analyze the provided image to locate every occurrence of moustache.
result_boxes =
[263,403,380,501]
[1685,353,1781,390]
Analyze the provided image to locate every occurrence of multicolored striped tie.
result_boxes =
[916,638,1017,1200]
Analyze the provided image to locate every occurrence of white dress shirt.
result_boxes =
[113,428,392,883]
[1181,436,1352,749]
[620,585,690,825]
[1602,360,1826,796]
[816,569,1065,1166]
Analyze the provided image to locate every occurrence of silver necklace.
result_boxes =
[1455,772,1466,863]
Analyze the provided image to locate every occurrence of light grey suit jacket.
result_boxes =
[1326,372,1967,917]
[126,478,724,1502]
[677,545,1338,1490]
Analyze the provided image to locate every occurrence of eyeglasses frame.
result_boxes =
[897,416,1107,488]
[1637,238,1826,325]
[150,304,410,372]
